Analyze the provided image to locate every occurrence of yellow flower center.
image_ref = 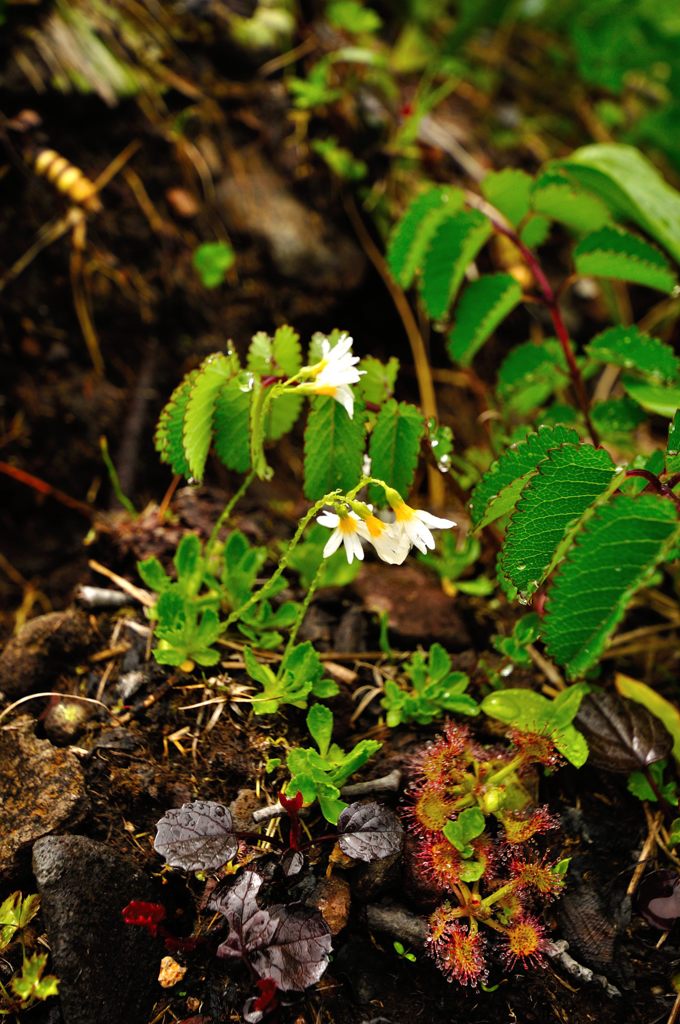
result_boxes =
[313,384,337,397]
[338,516,358,535]
[394,501,415,523]
[363,514,385,538]
[311,357,328,378]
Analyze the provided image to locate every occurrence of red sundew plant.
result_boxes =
[405,723,568,986]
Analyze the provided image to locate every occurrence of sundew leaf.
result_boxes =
[387,186,464,288]
[615,673,680,764]
[543,494,680,678]
[496,339,570,414]
[585,325,680,384]
[184,353,236,481]
[213,381,251,472]
[575,691,673,772]
[499,443,618,600]
[448,273,522,366]
[573,226,677,293]
[481,168,533,227]
[481,686,589,767]
[154,800,238,872]
[530,170,611,233]
[558,143,680,263]
[622,376,680,418]
[368,399,425,500]
[303,396,365,500]
[420,210,492,320]
[154,371,198,477]
[468,425,580,530]
[337,801,404,861]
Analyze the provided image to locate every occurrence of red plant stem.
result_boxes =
[469,199,600,446]
[625,469,680,511]
[0,460,94,517]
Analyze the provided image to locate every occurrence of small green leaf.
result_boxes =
[667,411,680,474]
[481,169,533,227]
[448,273,522,366]
[11,952,59,1003]
[357,356,400,405]
[154,372,198,477]
[303,396,365,500]
[420,210,492,320]
[520,214,551,249]
[307,704,334,758]
[591,397,646,443]
[531,171,611,233]
[496,339,569,414]
[137,557,169,593]
[368,399,425,501]
[327,0,382,32]
[574,226,676,293]
[387,186,464,288]
[469,425,581,530]
[586,325,680,384]
[184,353,236,481]
[193,241,235,289]
[543,494,680,678]
[213,380,252,472]
[443,807,485,856]
[499,443,617,599]
[622,376,680,418]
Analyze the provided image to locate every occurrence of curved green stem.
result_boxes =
[224,492,341,629]
[206,469,256,559]
[278,556,326,674]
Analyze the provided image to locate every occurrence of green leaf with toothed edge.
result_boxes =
[498,443,619,600]
[543,495,680,679]
[368,400,425,503]
[303,396,366,501]
[183,353,236,482]
[420,210,492,320]
[481,169,532,227]
[213,381,251,473]
[496,339,570,414]
[574,226,676,293]
[154,371,198,477]
[387,186,465,288]
[469,425,581,530]
[586,325,680,384]
[247,326,304,440]
[530,171,611,233]
[448,273,522,366]
[667,411,680,474]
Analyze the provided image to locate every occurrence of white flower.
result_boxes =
[356,512,411,565]
[298,334,364,418]
[390,499,456,554]
[317,510,365,563]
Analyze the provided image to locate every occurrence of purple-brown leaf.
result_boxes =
[212,871,278,960]
[154,800,238,872]
[636,870,680,929]
[575,692,673,773]
[337,801,404,862]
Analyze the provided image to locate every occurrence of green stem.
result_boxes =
[206,469,256,559]
[480,879,517,909]
[482,754,524,790]
[224,492,341,629]
[278,556,326,674]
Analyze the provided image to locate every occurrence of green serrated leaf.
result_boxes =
[591,397,645,443]
[248,326,303,440]
[496,339,569,414]
[420,210,492,320]
[574,226,676,293]
[667,411,680,474]
[11,952,59,1003]
[448,273,522,366]
[481,169,533,227]
[213,381,251,472]
[183,353,235,481]
[303,396,365,500]
[558,143,680,264]
[154,372,198,477]
[357,356,399,405]
[387,186,465,288]
[622,376,680,418]
[531,171,611,233]
[499,443,618,599]
[469,425,581,530]
[543,494,679,679]
[520,214,551,249]
[586,325,680,384]
[368,399,425,501]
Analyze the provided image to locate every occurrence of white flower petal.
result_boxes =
[414,510,457,530]
[333,384,355,419]
[323,531,343,558]
[317,512,340,528]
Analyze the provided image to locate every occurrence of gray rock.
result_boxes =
[0,719,87,874]
[33,836,162,1024]
[0,609,95,698]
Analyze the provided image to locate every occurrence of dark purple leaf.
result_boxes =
[253,905,332,991]
[212,872,278,960]
[281,850,305,878]
[575,692,673,773]
[636,870,680,929]
[336,801,404,862]
[154,800,238,872]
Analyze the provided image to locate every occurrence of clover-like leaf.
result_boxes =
[337,801,404,862]
[575,692,673,773]
[154,800,238,872]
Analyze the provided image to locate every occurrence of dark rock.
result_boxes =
[33,836,162,1024]
[0,719,87,874]
[44,698,93,745]
[0,609,95,698]
[351,850,402,901]
[308,876,351,935]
